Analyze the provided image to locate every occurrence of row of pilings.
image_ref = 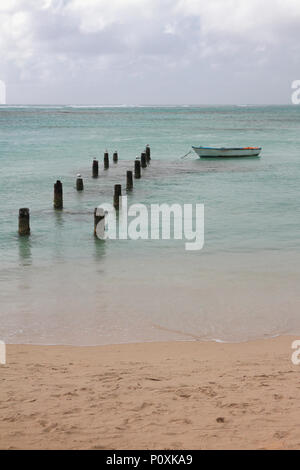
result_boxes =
[18,145,151,236]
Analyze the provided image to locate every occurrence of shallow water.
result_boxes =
[0,105,299,345]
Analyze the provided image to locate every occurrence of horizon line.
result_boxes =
[0,103,296,107]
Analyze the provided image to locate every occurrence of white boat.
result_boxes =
[192,146,262,158]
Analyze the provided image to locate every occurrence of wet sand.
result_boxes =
[1,336,300,449]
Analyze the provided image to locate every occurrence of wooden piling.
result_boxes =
[114,184,122,210]
[54,180,63,209]
[134,160,141,179]
[94,207,105,238]
[18,208,30,236]
[76,174,84,191]
[126,171,133,190]
[92,159,99,178]
[146,145,151,162]
[104,152,109,170]
[141,152,147,168]
[113,151,118,163]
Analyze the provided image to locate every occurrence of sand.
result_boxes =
[1,336,300,450]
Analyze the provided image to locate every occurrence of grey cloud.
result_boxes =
[1,0,300,104]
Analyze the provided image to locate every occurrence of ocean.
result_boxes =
[0,105,299,345]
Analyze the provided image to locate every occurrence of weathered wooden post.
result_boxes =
[146,145,151,162]
[94,207,105,238]
[141,152,147,168]
[104,151,109,170]
[18,208,30,236]
[114,184,122,210]
[134,160,141,179]
[113,151,118,163]
[76,174,84,191]
[92,159,99,178]
[126,171,133,191]
[54,180,63,209]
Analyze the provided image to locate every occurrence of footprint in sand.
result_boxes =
[43,423,58,433]
[273,431,289,440]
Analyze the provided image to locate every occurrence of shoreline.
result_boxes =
[1,336,300,449]
[1,331,287,347]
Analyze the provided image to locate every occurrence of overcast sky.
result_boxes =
[1,0,300,104]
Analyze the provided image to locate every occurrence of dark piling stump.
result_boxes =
[18,208,30,236]
[92,159,99,178]
[141,152,147,168]
[134,160,141,179]
[114,184,122,211]
[94,207,105,238]
[76,174,84,191]
[146,145,151,162]
[54,180,63,209]
[104,152,109,170]
[126,171,133,191]
[113,151,118,163]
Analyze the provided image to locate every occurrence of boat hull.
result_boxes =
[192,146,262,158]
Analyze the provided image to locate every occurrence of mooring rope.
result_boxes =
[180,150,193,159]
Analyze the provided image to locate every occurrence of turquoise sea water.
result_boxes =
[0,105,299,345]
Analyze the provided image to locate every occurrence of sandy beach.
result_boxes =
[0,336,300,450]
